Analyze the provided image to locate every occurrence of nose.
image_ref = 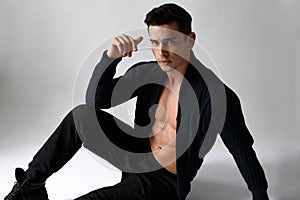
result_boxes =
[158,43,168,56]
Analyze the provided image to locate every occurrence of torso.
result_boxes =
[150,84,179,174]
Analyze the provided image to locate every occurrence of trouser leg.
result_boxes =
[75,173,147,200]
[26,105,84,182]
[73,104,160,174]
[25,104,153,182]
[75,168,177,200]
[19,102,180,200]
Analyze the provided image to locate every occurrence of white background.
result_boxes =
[1,0,299,199]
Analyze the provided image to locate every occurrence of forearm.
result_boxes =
[221,127,269,199]
[85,50,122,108]
[220,87,269,199]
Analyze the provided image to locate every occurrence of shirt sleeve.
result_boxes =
[85,50,122,108]
[220,86,269,200]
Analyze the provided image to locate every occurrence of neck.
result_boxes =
[166,62,188,88]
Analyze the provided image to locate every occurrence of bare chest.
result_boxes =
[150,86,178,174]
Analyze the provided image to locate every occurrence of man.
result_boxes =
[5,3,269,200]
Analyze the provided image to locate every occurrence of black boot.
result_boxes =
[5,168,49,200]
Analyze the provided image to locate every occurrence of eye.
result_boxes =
[150,40,159,46]
[166,40,176,45]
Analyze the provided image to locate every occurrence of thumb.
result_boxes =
[134,36,143,45]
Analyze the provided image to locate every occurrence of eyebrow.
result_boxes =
[149,37,178,42]
[150,39,158,43]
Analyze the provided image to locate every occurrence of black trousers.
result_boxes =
[76,168,177,200]
[26,105,177,199]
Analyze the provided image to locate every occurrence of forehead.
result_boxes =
[148,23,184,40]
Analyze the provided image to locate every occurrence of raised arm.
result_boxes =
[85,35,143,108]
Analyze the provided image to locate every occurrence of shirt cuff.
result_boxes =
[252,191,269,200]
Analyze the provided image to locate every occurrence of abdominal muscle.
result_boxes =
[150,86,178,175]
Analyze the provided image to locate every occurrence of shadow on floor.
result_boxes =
[187,179,250,200]
[187,148,300,200]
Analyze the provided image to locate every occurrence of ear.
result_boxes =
[187,32,196,48]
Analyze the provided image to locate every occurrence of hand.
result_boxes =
[107,34,143,59]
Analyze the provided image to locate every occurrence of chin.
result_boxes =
[159,65,175,72]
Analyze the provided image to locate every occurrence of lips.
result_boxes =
[159,60,171,65]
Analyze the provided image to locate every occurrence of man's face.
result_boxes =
[148,22,195,73]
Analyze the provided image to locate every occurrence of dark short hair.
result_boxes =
[144,3,192,35]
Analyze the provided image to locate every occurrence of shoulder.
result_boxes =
[187,59,224,100]
[128,60,157,70]
[123,60,165,82]
[126,60,160,75]
[189,60,240,107]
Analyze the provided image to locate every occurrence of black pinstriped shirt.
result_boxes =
[86,51,269,200]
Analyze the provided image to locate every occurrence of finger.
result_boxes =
[121,35,137,57]
[134,36,143,47]
[114,37,124,56]
[127,35,137,52]
[120,34,131,54]
[117,36,129,56]
[126,51,132,57]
